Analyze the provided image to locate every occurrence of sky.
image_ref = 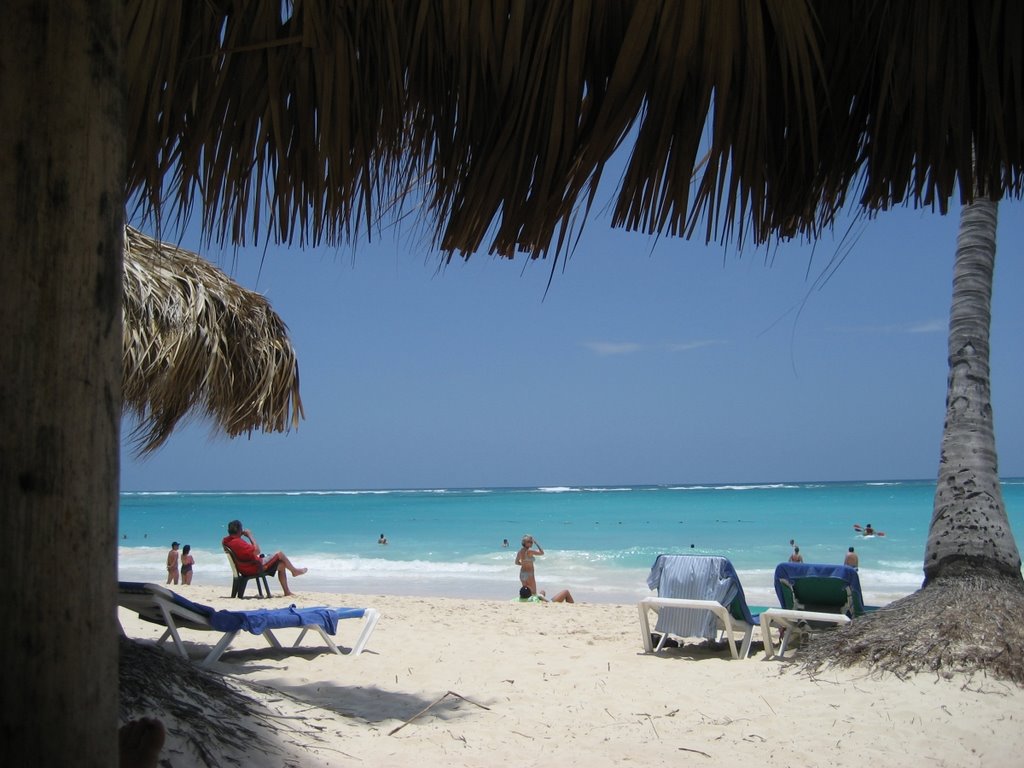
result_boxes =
[120,190,1024,492]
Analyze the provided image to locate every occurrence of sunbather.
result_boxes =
[517,586,574,603]
[222,520,308,596]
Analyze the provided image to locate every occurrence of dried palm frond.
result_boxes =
[124,1,1024,261]
[122,226,303,454]
[798,573,1024,685]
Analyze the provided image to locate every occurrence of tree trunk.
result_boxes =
[0,2,124,766]
[924,199,1022,583]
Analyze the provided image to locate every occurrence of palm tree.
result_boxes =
[808,198,1024,681]
[2,1,1023,764]
[926,199,1020,584]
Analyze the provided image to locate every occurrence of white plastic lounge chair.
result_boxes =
[117,582,380,668]
[638,554,761,659]
[761,562,866,659]
[761,608,851,659]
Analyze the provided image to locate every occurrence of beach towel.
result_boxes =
[646,555,741,640]
[208,605,367,635]
[772,562,864,613]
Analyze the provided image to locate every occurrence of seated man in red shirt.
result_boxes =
[222,519,308,597]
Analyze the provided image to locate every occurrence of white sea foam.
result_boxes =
[666,484,800,491]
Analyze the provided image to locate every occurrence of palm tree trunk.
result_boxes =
[0,2,123,765]
[924,199,1022,583]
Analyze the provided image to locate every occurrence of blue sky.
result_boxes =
[121,196,1024,492]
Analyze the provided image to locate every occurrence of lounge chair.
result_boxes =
[638,554,761,659]
[117,581,380,667]
[224,544,273,599]
[761,562,865,659]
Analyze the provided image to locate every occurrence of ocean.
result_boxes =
[118,478,1024,607]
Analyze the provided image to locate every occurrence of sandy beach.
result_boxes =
[118,584,1024,767]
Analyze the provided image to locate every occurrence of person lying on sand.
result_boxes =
[516,586,574,603]
[223,519,308,596]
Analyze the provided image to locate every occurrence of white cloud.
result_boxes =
[583,339,725,356]
[583,341,643,356]
[832,319,946,335]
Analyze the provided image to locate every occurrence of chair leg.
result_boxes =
[739,626,754,659]
[638,601,655,653]
[778,627,796,658]
[351,608,380,656]
[256,574,271,598]
[200,630,240,667]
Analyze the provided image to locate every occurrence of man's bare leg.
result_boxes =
[278,569,292,596]
[270,551,308,578]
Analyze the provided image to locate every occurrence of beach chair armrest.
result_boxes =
[761,608,851,659]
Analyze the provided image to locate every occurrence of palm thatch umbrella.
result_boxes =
[4,1,1024,763]
[122,226,303,454]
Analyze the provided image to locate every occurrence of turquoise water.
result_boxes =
[118,479,1024,606]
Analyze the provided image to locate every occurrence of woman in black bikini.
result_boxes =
[180,544,195,585]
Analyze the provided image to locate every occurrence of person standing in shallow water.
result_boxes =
[180,544,195,585]
[844,546,859,569]
[516,534,544,595]
[165,542,179,584]
[789,546,804,563]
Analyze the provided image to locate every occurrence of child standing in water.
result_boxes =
[166,542,179,585]
[180,544,195,585]
[515,534,544,595]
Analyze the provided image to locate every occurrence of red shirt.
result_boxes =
[223,534,261,576]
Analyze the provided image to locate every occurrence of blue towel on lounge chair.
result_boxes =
[120,581,217,618]
[119,581,365,637]
[772,562,864,612]
[208,606,367,635]
[118,581,381,665]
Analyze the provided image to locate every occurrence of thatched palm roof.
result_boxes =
[125,0,1023,260]
[122,226,303,454]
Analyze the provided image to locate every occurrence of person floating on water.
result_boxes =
[378,533,388,545]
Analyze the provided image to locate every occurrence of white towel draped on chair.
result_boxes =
[646,555,739,640]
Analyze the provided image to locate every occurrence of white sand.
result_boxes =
[119,584,1024,767]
